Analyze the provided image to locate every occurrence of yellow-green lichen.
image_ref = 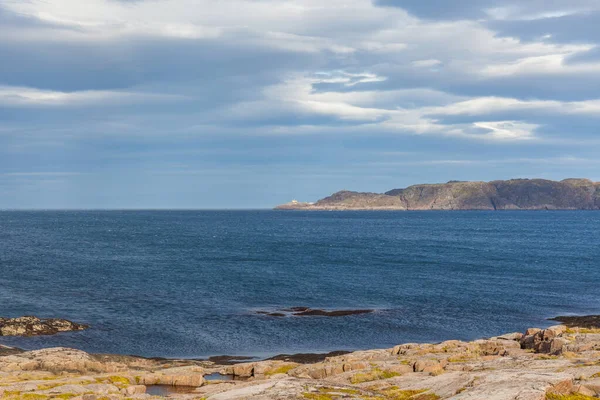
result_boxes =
[302,387,361,400]
[350,369,402,384]
[376,387,440,400]
[106,376,131,386]
[565,328,600,335]
[2,394,49,400]
[546,394,598,400]
[52,394,77,400]
[265,364,298,376]
[302,393,334,400]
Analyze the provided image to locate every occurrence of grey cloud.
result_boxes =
[0,35,320,92]
[486,11,600,49]
[374,0,600,20]
[373,0,494,20]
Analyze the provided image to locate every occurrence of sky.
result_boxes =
[1,0,600,209]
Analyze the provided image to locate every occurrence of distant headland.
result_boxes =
[275,178,600,211]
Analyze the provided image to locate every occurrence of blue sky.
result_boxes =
[1,0,600,208]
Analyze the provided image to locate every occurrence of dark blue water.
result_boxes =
[0,211,598,358]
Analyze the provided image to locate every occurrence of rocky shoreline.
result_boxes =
[1,319,600,399]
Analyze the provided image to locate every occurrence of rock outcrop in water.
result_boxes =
[551,315,600,329]
[0,316,88,337]
[256,307,375,317]
[2,323,600,399]
[276,178,600,210]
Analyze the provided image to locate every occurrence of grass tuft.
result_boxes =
[351,368,402,384]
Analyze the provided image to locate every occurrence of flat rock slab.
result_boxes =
[0,316,89,337]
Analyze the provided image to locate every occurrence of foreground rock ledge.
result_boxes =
[1,325,600,399]
[0,316,89,337]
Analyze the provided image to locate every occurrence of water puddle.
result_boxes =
[203,373,236,381]
[146,385,198,397]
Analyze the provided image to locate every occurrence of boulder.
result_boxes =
[232,362,255,378]
[549,338,568,355]
[496,332,524,341]
[122,385,146,395]
[140,367,204,387]
[525,328,542,336]
[414,359,447,374]
[581,378,600,395]
[520,326,568,354]
[479,339,522,356]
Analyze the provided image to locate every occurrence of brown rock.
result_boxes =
[496,332,524,341]
[574,384,597,397]
[121,385,146,396]
[549,338,568,355]
[544,325,567,340]
[479,339,521,356]
[546,377,573,396]
[581,378,600,395]
[391,343,420,355]
[232,362,255,378]
[525,328,542,336]
[414,359,444,373]
[343,361,369,372]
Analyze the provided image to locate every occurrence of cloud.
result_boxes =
[472,121,538,141]
[0,86,188,107]
[481,53,600,77]
[375,0,600,21]
[412,59,442,68]
[1,0,600,207]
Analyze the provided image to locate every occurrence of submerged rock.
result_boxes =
[255,307,375,318]
[294,309,374,317]
[0,316,89,336]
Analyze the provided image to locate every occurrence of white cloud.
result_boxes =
[481,53,600,77]
[2,0,600,145]
[0,86,187,107]
[412,59,442,68]
[425,96,600,116]
[485,7,584,21]
[224,71,600,142]
[473,121,538,141]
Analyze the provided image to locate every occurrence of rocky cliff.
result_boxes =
[276,178,600,210]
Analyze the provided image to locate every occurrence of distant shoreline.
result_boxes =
[275,178,600,211]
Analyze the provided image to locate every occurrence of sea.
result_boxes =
[0,210,598,359]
